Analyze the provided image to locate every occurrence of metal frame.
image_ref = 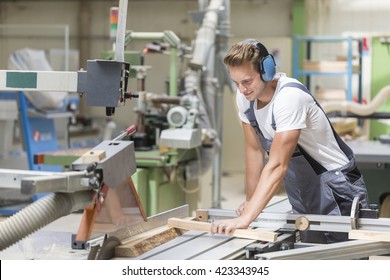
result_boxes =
[255,240,390,260]
[205,208,390,233]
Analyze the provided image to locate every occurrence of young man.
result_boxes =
[211,39,369,243]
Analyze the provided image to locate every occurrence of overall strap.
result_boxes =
[244,101,270,151]
[244,100,265,138]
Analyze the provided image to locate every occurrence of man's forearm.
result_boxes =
[242,162,286,223]
[245,151,264,199]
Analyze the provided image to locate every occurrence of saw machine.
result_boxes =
[82,196,390,260]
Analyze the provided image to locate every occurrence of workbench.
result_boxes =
[108,198,390,260]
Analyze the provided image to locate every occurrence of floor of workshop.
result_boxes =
[219,171,289,210]
[220,171,247,210]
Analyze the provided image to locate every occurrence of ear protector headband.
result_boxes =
[242,39,276,82]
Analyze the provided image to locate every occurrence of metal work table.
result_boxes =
[346,140,390,163]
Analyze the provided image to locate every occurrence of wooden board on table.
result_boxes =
[349,230,390,242]
[167,217,277,242]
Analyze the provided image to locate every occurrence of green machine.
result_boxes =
[131,149,199,216]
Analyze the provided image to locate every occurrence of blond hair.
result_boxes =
[223,40,261,73]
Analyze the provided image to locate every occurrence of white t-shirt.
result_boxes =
[236,74,349,170]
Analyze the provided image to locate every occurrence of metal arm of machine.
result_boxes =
[124,30,181,97]
[204,206,390,234]
[0,59,131,116]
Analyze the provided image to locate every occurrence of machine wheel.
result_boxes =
[379,193,390,218]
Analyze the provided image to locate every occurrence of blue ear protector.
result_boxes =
[242,39,276,82]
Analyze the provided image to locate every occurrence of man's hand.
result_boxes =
[210,217,250,235]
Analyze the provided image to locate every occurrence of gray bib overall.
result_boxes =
[244,82,369,243]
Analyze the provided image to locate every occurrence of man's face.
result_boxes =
[229,62,265,101]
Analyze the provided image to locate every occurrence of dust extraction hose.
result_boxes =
[0,191,93,251]
[322,85,390,115]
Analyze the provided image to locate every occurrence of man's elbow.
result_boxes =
[266,161,289,177]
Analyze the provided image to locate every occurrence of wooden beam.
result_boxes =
[196,209,209,222]
[168,218,277,242]
[81,149,106,163]
[349,230,390,242]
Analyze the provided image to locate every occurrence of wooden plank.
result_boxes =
[196,209,209,222]
[168,218,277,242]
[316,88,346,102]
[379,195,390,218]
[81,149,106,163]
[349,230,390,242]
[303,60,360,73]
[115,225,183,257]
[331,118,357,136]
